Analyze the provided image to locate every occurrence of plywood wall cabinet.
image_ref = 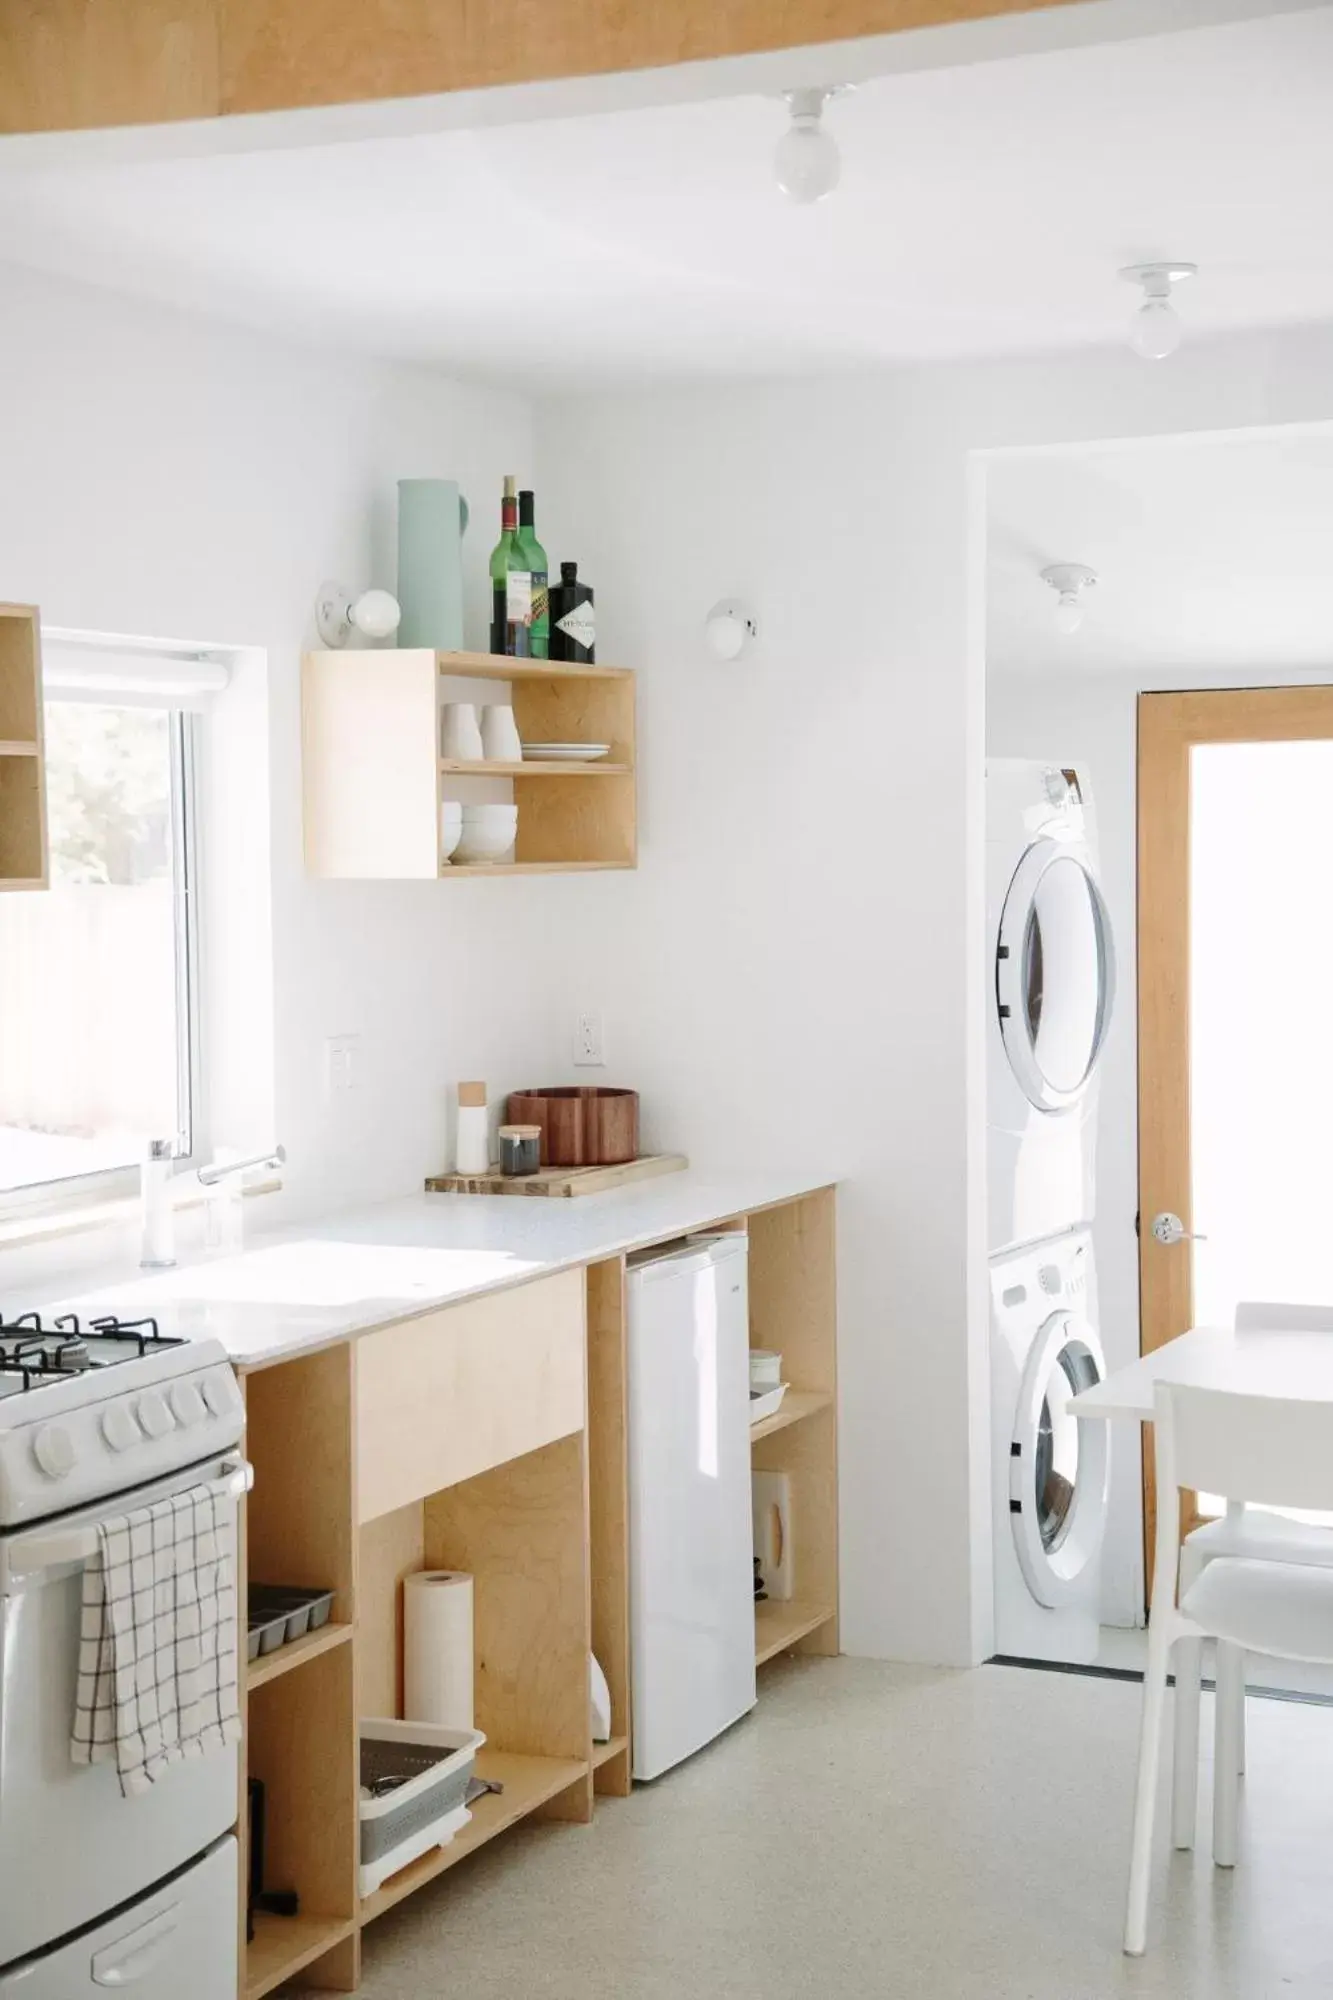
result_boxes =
[0,604,48,890]
[234,1185,836,1997]
[302,648,636,878]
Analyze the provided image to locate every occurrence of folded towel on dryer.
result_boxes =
[71,1478,241,1797]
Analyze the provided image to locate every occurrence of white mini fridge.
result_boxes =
[627,1234,757,1780]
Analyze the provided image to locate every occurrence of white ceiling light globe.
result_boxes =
[775,119,840,204]
[1130,299,1182,362]
[1053,593,1084,637]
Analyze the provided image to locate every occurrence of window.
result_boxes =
[0,689,201,1204]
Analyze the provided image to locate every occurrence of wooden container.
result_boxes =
[506,1087,639,1168]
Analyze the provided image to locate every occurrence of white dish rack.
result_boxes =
[358,1720,486,1897]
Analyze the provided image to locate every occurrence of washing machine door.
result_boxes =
[1010,1309,1109,1609]
[996,838,1115,1113]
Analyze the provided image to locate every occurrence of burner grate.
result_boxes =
[0,1310,183,1393]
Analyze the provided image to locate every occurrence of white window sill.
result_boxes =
[0,1177,282,1254]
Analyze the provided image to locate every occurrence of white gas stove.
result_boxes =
[0,1309,246,1991]
[0,1310,243,1525]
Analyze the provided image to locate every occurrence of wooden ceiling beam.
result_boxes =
[0,0,1077,135]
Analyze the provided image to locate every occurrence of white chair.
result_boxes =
[1125,1380,1333,1956]
[1170,1301,1333,1852]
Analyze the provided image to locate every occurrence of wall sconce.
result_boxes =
[316,581,403,649]
[705,599,759,661]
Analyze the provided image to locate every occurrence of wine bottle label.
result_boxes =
[506,571,532,625]
[555,602,596,650]
[530,573,549,626]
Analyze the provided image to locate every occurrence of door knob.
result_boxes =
[1151,1211,1207,1247]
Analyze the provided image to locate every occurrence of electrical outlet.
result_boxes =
[326,1034,360,1097]
[573,1010,605,1067]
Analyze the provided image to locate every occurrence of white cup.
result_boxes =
[440,800,463,865]
[441,702,484,761]
[480,704,523,763]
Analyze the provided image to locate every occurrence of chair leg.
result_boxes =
[1125,1618,1173,1955]
[1235,1670,1246,1777]
[1214,1642,1244,1868]
[1171,1636,1201,1850]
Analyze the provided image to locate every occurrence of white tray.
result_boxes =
[522,742,610,761]
[749,1383,789,1425]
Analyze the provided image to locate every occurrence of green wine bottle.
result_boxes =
[489,476,532,657]
[515,489,549,660]
[489,476,518,655]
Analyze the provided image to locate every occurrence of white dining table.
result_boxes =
[1071,1325,1333,1422]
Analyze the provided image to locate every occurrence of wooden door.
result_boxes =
[1138,685,1333,1571]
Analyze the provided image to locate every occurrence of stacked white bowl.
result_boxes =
[455,802,518,865]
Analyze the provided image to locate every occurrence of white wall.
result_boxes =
[0,261,567,1224]
[535,325,1333,1665]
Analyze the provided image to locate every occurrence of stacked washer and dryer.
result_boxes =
[987,761,1116,1663]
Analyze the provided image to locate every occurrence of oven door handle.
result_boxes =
[11,1458,252,1577]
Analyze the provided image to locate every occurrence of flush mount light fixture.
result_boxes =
[1120,261,1197,360]
[316,581,402,648]
[705,599,759,661]
[1041,563,1098,637]
[775,88,847,204]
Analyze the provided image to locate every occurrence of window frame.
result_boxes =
[0,701,206,1221]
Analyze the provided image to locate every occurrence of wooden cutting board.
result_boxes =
[425,1153,687,1198]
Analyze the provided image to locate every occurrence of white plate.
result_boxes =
[522,743,611,761]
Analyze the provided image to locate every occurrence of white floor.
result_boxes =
[343,1657,1333,1999]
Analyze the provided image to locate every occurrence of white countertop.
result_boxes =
[45,1168,835,1369]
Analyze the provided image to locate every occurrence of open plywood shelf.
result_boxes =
[0,605,47,891]
[246,1619,352,1691]
[440,758,631,777]
[245,1913,355,2000]
[749,1388,834,1444]
[303,648,636,879]
[360,1749,589,1923]
[591,1732,629,1771]
[755,1599,837,1666]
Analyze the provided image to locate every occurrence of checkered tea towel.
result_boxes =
[71,1478,241,1797]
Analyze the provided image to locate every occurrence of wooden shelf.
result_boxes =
[749,1388,834,1444]
[755,1598,836,1667]
[436,650,630,683]
[246,1620,352,1692]
[440,758,631,777]
[0,606,47,890]
[360,1749,589,1923]
[439,860,632,878]
[591,1733,628,1771]
[246,1912,354,2000]
[303,647,636,878]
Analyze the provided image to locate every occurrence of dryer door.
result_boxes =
[1010,1309,1109,1609]
[996,838,1115,1112]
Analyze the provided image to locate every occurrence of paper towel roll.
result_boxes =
[403,1570,474,1729]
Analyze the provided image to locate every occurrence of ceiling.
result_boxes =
[0,10,1331,389]
[987,425,1333,676]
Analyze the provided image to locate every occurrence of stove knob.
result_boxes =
[170,1381,205,1428]
[33,1423,76,1480]
[136,1390,175,1440]
[202,1371,241,1419]
[101,1404,142,1453]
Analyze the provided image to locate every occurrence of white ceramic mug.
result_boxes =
[480,704,523,763]
[441,701,483,761]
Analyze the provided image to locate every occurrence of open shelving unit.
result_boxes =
[233,1189,836,1997]
[748,1192,840,1669]
[0,603,48,890]
[302,647,636,879]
